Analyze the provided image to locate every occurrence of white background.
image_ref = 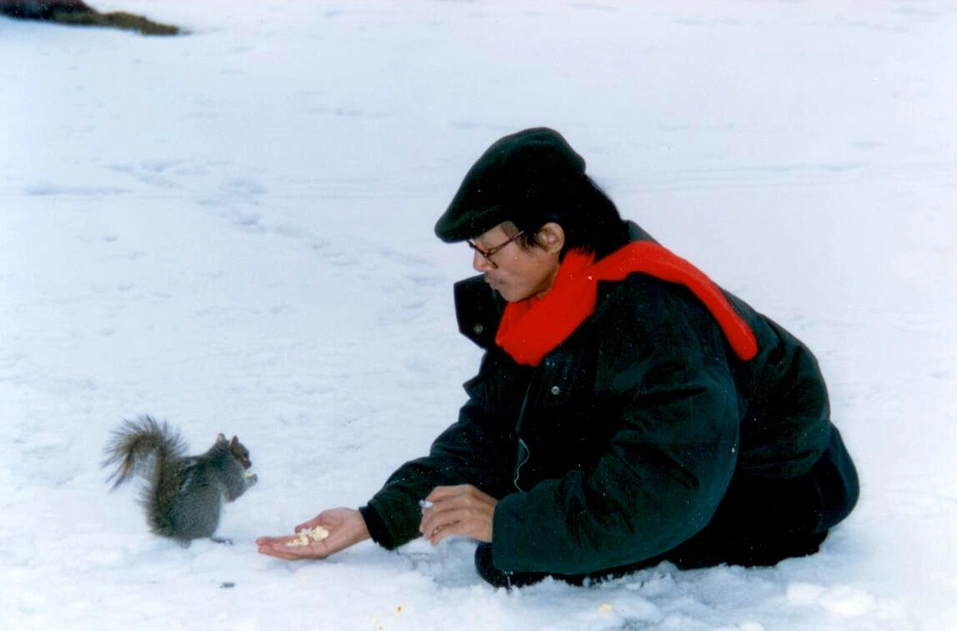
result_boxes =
[1,1,955,629]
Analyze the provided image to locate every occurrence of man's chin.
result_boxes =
[486,277,526,302]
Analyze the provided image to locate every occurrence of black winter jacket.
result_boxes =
[361,223,858,575]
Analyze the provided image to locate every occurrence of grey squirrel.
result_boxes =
[103,415,258,544]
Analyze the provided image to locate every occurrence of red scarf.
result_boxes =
[494,242,758,366]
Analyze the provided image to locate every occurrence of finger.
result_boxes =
[419,502,459,539]
[425,484,471,503]
[419,493,471,535]
[257,541,302,560]
[261,547,314,561]
[427,516,481,545]
[256,537,300,553]
[421,508,466,544]
[257,545,299,561]
[294,518,322,533]
[421,520,445,545]
[256,535,299,546]
[257,538,329,560]
[427,523,454,545]
[421,500,494,544]
[418,509,442,538]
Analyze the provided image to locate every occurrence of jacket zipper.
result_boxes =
[512,375,537,492]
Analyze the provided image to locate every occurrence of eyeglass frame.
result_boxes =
[467,231,525,268]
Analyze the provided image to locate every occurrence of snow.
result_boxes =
[1,1,955,629]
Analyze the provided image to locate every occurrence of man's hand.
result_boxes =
[256,507,370,561]
[419,485,497,545]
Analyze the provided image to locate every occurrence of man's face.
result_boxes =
[470,224,561,303]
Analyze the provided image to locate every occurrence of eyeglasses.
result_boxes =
[467,231,525,268]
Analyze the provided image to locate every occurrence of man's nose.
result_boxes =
[472,251,493,272]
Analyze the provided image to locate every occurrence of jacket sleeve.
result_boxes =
[361,351,522,550]
[491,279,742,575]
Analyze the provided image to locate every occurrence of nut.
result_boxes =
[285,526,331,547]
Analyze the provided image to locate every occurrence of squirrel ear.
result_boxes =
[217,433,227,443]
[229,436,239,448]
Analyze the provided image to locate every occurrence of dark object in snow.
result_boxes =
[358,128,860,587]
[0,1,180,36]
[0,0,91,18]
[103,416,258,544]
[220,582,235,589]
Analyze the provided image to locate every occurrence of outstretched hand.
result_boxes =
[256,507,370,561]
[419,484,497,546]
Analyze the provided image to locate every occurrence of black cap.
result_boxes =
[434,127,587,242]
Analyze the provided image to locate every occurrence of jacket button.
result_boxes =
[472,324,484,335]
[550,385,561,395]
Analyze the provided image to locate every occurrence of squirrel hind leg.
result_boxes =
[149,483,223,542]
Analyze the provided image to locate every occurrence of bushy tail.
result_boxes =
[103,416,186,489]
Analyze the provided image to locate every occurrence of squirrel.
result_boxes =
[103,415,258,544]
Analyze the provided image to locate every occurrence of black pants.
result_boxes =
[475,529,830,589]
[476,427,858,589]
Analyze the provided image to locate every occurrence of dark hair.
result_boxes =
[507,176,629,261]
[435,128,633,251]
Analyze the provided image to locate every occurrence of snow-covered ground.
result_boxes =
[1,1,955,629]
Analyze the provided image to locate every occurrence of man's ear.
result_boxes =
[536,222,565,254]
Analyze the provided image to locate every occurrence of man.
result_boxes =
[257,128,859,587]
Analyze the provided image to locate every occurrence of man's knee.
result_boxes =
[474,543,550,589]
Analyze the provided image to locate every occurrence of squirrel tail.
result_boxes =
[103,416,186,490]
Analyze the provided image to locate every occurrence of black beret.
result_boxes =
[434,127,587,242]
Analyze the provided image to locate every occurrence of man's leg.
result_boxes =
[474,428,856,586]
[474,543,551,588]
[665,527,829,570]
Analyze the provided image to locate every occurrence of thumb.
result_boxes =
[294,515,325,533]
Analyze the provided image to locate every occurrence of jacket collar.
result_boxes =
[453,221,657,350]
